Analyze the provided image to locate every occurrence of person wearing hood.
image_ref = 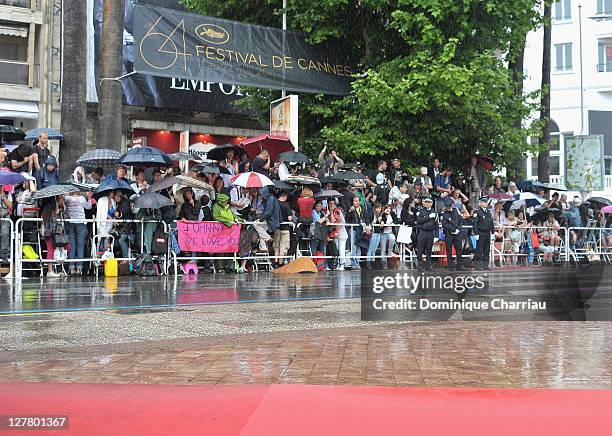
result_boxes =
[35,156,60,189]
[212,193,241,227]
[212,193,241,272]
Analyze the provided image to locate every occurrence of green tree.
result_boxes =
[184,0,545,173]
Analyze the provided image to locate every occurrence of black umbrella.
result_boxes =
[273,180,294,190]
[319,175,343,184]
[315,189,342,198]
[0,125,26,144]
[119,146,172,167]
[278,151,310,163]
[32,184,79,200]
[76,149,122,170]
[93,178,134,199]
[149,176,178,193]
[205,144,243,161]
[134,192,174,209]
[587,197,612,206]
[335,171,366,180]
[543,183,567,191]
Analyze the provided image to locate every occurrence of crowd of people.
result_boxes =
[1,133,611,277]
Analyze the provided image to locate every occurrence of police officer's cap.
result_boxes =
[422,196,433,202]
[479,196,489,203]
[444,198,454,208]
[413,180,422,186]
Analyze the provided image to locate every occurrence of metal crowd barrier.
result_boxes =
[14,218,169,279]
[4,217,612,278]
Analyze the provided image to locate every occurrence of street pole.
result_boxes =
[282,0,287,98]
[578,4,584,134]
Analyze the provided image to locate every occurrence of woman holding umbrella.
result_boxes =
[0,183,13,264]
[41,195,66,277]
[64,190,93,276]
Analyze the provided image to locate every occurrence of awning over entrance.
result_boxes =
[0,99,38,120]
[0,25,28,38]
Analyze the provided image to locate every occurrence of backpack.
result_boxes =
[151,222,168,255]
[132,253,158,276]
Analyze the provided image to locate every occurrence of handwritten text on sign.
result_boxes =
[178,221,241,253]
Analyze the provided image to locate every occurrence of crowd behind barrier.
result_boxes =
[0,134,610,279]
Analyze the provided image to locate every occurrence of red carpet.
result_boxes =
[1,382,611,435]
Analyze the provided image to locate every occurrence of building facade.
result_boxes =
[0,0,61,138]
[524,0,612,195]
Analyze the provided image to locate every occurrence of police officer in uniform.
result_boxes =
[416,196,436,271]
[441,197,464,271]
[472,197,494,270]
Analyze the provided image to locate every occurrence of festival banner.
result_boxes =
[564,135,605,192]
[177,221,241,253]
[133,3,353,95]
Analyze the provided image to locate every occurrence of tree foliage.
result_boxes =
[183,0,545,172]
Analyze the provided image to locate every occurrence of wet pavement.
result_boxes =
[1,268,611,389]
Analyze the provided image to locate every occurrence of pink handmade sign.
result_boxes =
[177,221,241,253]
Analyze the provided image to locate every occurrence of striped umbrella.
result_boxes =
[32,184,79,200]
[230,171,274,188]
[76,149,122,169]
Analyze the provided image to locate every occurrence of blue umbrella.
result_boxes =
[119,146,172,167]
[0,171,26,185]
[517,180,546,192]
[25,127,64,141]
[93,178,134,199]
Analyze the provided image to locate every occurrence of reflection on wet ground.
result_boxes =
[1,268,612,389]
[0,272,363,314]
[0,266,610,316]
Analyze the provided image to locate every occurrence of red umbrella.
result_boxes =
[488,192,514,201]
[241,134,294,161]
[465,155,495,171]
[230,171,274,188]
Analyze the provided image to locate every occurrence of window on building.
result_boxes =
[0,0,31,7]
[550,134,560,151]
[550,156,560,175]
[554,43,573,71]
[597,0,612,15]
[532,157,538,177]
[598,43,612,72]
[0,34,27,62]
[554,0,572,20]
[605,158,612,175]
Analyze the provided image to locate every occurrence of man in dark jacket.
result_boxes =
[416,196,437,271]
[472,197,495,270]
[260,187,281,233]
[35,156,60,189]
[441,197,464,270]
[273,191,293,267]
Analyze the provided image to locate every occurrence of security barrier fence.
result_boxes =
[2,218,610,278]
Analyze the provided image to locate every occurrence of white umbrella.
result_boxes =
[230,171,274,188]
[510,192,546,210]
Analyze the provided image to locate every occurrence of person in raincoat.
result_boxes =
[212,193,242,272]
